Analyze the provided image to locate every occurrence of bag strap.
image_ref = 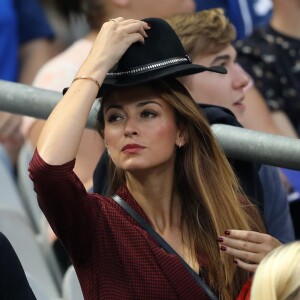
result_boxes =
[112,194,219,300]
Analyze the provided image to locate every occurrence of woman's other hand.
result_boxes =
[217,230,282,272]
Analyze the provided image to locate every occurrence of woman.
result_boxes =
[251,241,300,299]
[29,17,279,299]
[22,0,196,274]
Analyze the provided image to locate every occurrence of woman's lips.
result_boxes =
[121,144,145,153]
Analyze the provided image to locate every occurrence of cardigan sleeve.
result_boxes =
[28,149,100,261]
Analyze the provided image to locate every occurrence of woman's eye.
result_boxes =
[107,114,123,122]
[141,110,156,118]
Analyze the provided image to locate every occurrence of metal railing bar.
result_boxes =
[1,80,300,170]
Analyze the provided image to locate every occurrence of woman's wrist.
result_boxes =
[77,56,111,84]
[72,76,101,90]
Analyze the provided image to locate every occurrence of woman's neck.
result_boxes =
[126,168,181,234]
[271,2,300,39]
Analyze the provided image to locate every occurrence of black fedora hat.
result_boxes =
[97,17,226,97]
[63,17,227,97]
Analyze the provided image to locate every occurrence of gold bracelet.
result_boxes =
[72,76,101,89]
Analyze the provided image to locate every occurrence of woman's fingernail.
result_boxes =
[147,23,151,28]
[233,259,238,264]
[217,237,224,243]
[224,230,230,236]
[220,246,226,251]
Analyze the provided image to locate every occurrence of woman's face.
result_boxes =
[103,86,183,172]
[182,45,250,118]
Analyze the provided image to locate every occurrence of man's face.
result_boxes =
[181,45,251,118]
[131,0,196,19]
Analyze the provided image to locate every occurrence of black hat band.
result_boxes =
[107,55,192,78]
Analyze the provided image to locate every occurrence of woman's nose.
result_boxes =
[124,118,138,137]
[124,130,137,138]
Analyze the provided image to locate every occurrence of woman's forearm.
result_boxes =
[36,72,105,165]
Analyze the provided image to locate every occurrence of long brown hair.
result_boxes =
[97,78,263,299]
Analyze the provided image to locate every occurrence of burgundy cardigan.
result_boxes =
[29,150,211,299]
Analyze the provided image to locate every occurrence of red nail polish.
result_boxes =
[147,23,151,28]
[220,246,226,251]
[217,237,223,242]
[233,259,238,264]
[224,230,230,236]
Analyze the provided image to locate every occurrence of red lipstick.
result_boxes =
[121,144,145,153]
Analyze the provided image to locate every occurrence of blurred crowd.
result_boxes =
[0,0,299,299]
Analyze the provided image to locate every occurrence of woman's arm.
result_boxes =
[37,18,150,165]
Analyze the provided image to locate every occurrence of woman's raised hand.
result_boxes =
[217,230,282,272]
[78,18,150,80]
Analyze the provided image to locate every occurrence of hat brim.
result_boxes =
[62,64,226,97]
[97,64,226,97]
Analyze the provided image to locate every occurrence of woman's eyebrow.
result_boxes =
[105,99,162,113]
[136,100,162,107]
[105,104,122,114]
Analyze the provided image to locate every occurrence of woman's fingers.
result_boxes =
[107,18,149,38]
[87,18,150,73]
[223,229,269,243]
[233,258,257,273]
[218,232,273,252]
[217,229,282,271]
[108,17,125,24]
[219,230,281,253]
[114,18,149,38]
[219,242,263,264]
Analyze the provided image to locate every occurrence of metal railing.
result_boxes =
[1,79,300,170]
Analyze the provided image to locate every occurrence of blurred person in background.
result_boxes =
[39,0,89,50]
[0,232,36,299]
[250,241,300,300]
[236,0,300,238]
[195,0,273,40]
[236,0,300,137]
[0,0,58,177]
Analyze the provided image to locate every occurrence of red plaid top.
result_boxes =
[29,150,212,299]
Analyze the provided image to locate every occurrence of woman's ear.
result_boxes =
[176,124,189,148]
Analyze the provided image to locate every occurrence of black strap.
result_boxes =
[112,194,218,300]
